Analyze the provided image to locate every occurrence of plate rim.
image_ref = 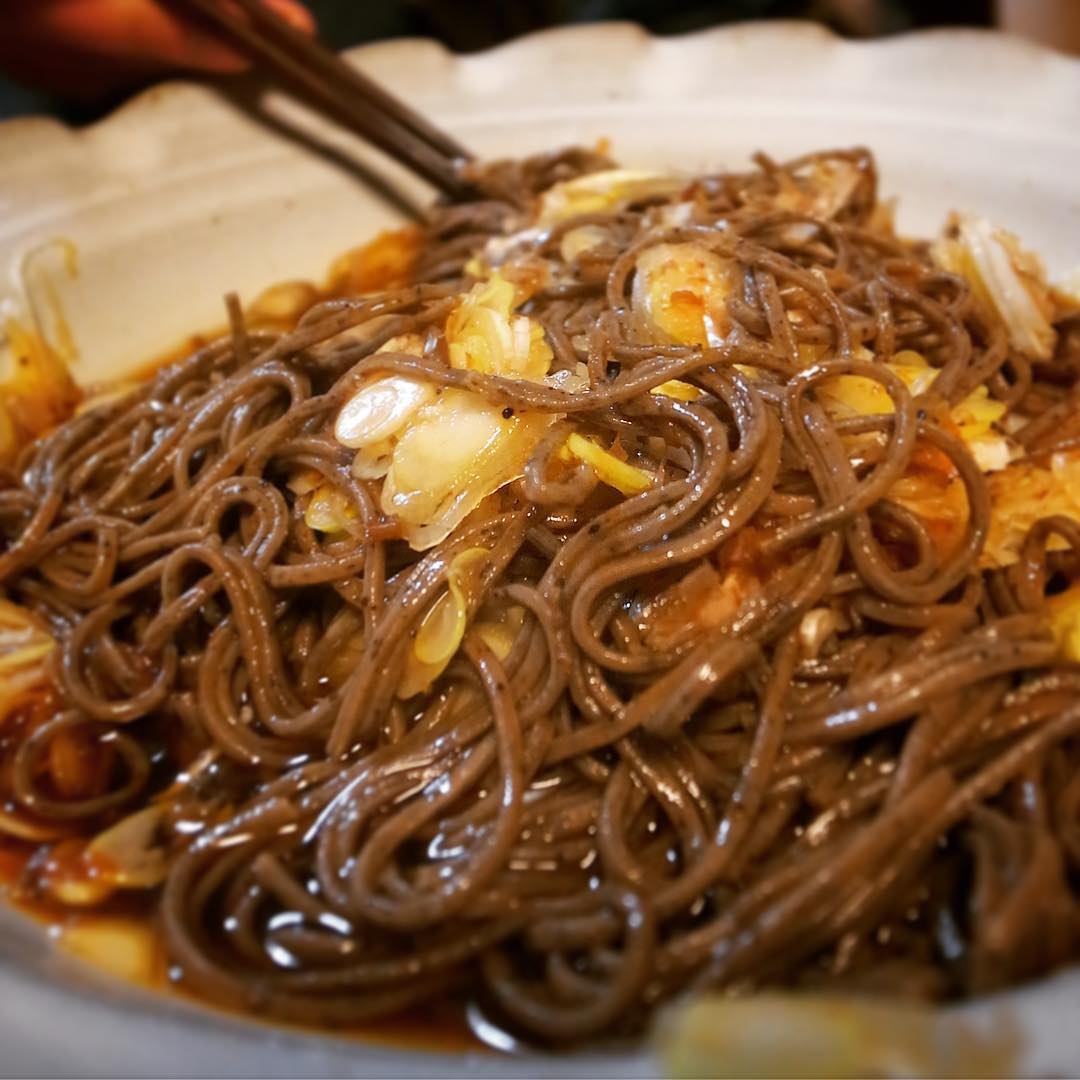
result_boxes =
[2,19,1079,145]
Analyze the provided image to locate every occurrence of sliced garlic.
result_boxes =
[334,375,436,449]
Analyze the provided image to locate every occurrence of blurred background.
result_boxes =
[0,0,1077,123]
[274,0,995,49]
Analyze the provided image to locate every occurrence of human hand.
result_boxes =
[0,0,315,100]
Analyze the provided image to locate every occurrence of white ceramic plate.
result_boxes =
[1,20,1080,1078]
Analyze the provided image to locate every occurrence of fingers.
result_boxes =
[0,0,317,98]
[37,0,316,70]
[263,0,316,36]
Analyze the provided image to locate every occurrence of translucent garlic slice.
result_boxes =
[334,375,436,449]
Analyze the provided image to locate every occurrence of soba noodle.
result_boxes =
[1,146,1079,1044]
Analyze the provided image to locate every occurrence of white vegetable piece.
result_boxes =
[933,215,1056,360]
[334,375,436,449]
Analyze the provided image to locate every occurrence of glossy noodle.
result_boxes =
[1,146,1079,1045]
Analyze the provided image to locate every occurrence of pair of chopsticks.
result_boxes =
[169,0,474,198]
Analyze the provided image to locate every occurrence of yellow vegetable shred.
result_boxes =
[562,433,653,496]
[445,272,552,380]
[303,484,357,536]
[651,379,703,402]
[816,350,1009,471]
[400,547,492,697]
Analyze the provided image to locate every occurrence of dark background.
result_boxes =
[0,0,994,122]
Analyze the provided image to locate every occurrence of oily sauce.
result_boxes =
[0,843,484,1053]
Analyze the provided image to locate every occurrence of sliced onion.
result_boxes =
[0,808,70,842]
[87,804,168,889]
[631,242,736,347]
[544,363,590,395]
[401,547,492,696]
[0,639,51,675]
[445,273,551,381]
[61,917,160,983]
[537,170,685,227]
[351,439,395,480]
[560,225,608,263]
[658,993,1015,1080]
[933,216,1056,360]
[303,485,356,535]
[562,433,653,496]
[47,874,115,908]
[474,604,526,661]
[449,304,514,375]
[0,601,53,725]
[651,379,703,402]
[248,280,318,325]
[381,391,553,551]
[798,608,842,658]
[1048,584,1080,663]
[47,804,168,907]
[413,591,466,668]
[414,547,490,668]
[286,468,321,496]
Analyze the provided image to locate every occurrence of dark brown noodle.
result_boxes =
[1,145,1078,1046]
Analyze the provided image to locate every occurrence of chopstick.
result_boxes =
[168,0,474,198]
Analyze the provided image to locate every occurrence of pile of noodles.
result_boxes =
[1,146,1079,1045]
